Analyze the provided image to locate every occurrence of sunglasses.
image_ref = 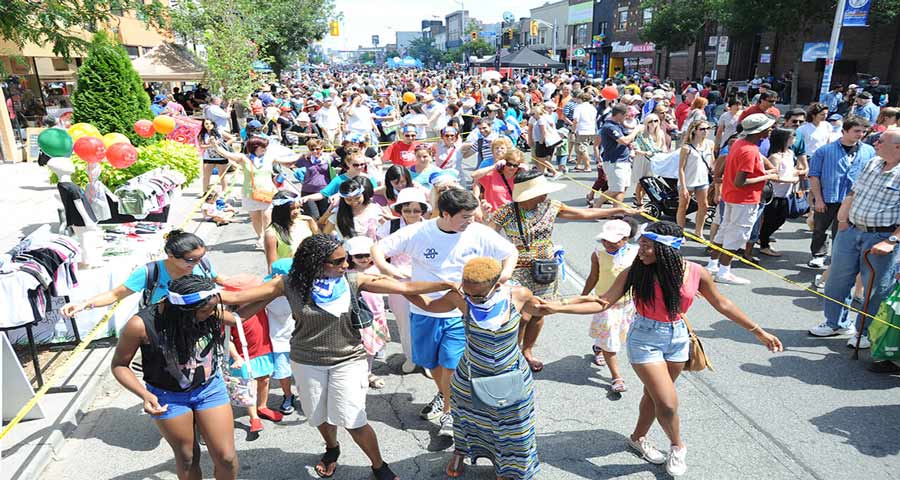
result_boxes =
[464,284,497,304]
[178,253,205,264]
[647,119,659,123]
[351,253,371,260]
[504,162,521,169]
[324,256,346,266]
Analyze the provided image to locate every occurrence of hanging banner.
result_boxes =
[842,0,872,27]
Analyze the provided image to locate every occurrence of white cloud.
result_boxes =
[319,0,549,51]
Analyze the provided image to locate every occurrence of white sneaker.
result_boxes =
[705,262,719,274]
[814,274,826,292]
[808,322,856,337]
[715,272,751,285]
[627,436,666,465]
[666,445,687,476]
[438,412,454,438]
[807,256,827,269]
[401,359,416,374]
[847,335,871,349]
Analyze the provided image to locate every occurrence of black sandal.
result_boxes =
[315,444,340,478]
[371,461,399,480]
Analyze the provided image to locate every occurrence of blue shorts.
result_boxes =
[146,374,230,420]
[626,314,690,364]
[230,352,275,379]
[409,313,466,370]
[271,351,292,380]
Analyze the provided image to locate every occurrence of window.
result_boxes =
[124,45,140,59]
[643,8,653,24]
[575,23,590,45]
[51,58,69,71]
[617,9,628,31]
[598,21,608,36]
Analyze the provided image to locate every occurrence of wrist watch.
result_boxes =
[888,235,899,245]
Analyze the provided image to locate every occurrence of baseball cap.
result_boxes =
[247,119,263,129]
[685,87,699,94]
[827,113,843,122]
[154,94,166,102]
[401,125,417,135]
[596,219,632,243]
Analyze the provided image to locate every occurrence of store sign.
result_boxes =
[760,53,772,64]
[802,41,843,62]
[573,48,587,58]
[567,1,593,24]
[843,0,871,27]
[610,41,655,53]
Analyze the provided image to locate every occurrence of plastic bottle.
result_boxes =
[553,246,566,281]
[51,317,68,343]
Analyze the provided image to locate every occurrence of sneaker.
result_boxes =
[438,412,454,438]
[814,274,826,292]
[419,393,444,420]
[280,394,295,415]
[847,335,871,349]
[249,418,263,433]
[627,436,666,465]
[807,256,827,269]
[808,322,857,337]
[705,262,719,274]
[401,359,417,374]
[666,445,687,476]
[715,272,751,285]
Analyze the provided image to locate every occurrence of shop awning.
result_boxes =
[130,43,206,81]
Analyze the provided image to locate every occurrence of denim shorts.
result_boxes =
[626,314,690,364]
[410,313,466,370]
[271,351,292,380]
[145,374,230,420]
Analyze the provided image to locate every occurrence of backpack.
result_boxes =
[140,257,214,309]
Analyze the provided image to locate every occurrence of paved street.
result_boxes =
[38,166,900,480]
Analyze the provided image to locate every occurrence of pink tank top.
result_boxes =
[635,262,702,322]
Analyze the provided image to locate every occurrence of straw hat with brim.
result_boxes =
[512,175,566,202]
[740,113,776,135]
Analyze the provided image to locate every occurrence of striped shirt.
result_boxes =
[808,140,876,204]
[848,157,900,228]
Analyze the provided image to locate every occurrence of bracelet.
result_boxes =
[748,324,761,333]
[84,302,95,310]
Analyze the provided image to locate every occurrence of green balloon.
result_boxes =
[38,128,74,157]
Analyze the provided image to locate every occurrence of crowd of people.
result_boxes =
[59,65,900,480]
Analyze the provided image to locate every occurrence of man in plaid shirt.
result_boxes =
[809,130,900,349]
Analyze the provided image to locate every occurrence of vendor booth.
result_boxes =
[469,48,564,75]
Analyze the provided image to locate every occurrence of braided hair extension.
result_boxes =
[289,234,341,305]
[625,221,685,320]
[161,275,224,365]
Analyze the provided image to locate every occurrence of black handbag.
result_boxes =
[347,273,373,329]
[512,202,558,285]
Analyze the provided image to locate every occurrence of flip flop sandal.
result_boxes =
[445,453,466,478]
[371,461,399,480]
[591,346,606,366]
[315,444,340,478]
[611,378,627,393]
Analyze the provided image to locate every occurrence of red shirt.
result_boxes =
[737,104,781,123]
[635,262,702,322]
[722,139,766,205]
[478,169,514,210]
[230,310,273,359]
[674,101,691,129]
[383,141,419,168]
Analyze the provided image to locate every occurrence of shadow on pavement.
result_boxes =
[740,353,900,391]
[537,427,671,479]
[810,404,900,457]
[68,405,163,452]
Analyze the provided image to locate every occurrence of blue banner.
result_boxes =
[843,0,871,27]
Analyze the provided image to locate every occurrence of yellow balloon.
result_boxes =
[152,115,176,135]
[67,123,101,142]
[101,132,131,148]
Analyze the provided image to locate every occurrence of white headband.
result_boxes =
[168,288,220,306]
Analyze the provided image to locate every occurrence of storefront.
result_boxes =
[609,41,656,76]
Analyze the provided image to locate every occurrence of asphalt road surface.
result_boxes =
[41,167,900,479]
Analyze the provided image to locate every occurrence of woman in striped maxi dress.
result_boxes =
[405,257,550,480]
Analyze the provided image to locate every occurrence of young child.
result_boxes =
[265,258,297,415]
[344,236,391,389]
[229,308,284,434]
[202,188,236,226]
[582,219,639,393]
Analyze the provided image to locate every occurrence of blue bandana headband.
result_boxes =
[641,231,684,250]
[168,288,220,305]
[339,186,365,198]
[272,196,299,206]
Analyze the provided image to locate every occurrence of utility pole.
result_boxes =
[819,0,846,102]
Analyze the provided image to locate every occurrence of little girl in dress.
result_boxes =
[344,236,391,389]
[582,219,639,393]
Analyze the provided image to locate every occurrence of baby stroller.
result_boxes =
[639,176,716,226]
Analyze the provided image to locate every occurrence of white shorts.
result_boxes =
[242,195,272,213]
[714,202,760,250]
[292,359,369,429]
[603,161,632,193]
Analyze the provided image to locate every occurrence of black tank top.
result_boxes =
[137,306,219,392]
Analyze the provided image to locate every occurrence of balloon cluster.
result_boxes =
[37,122,138,169]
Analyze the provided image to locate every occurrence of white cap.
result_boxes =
[595,219,632,243]
[344,236,374,256]
[296,112,310,122]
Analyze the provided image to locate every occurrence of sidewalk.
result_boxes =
[0,161,214,480]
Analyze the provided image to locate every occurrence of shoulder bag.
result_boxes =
[248,157,276,203]
[346,272,373,329]
[464,314,528,410]
[512,201,558,285]
[681,313,714,372]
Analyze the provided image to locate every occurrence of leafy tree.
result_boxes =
[407,36,443,67]
[70,31,154,146]
[358,52,376,64]
[468,38,497,57]
[639,0,722,51]
[200,0,268,103]
[0,0,165,60]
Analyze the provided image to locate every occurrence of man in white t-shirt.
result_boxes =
[571,92,598,172]
[371,189,517,437]
[541,78,558,101]
[315,96,342,146]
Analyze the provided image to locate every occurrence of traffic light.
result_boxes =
[471,31,478,41]
[508,29,514,41]
[530,21,538,37]
[329,20,339,36]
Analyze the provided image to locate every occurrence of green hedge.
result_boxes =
[53,140,200,191]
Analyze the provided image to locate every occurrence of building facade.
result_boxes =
[445,10,469,49]
[529,0,569,62]
[566,0,594,70]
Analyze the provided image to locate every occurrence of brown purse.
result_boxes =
[681,313,713,372]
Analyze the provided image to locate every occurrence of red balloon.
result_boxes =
[601,86,619,101]
[134,119,155,138]
[73,136,106,163]
[106,142,138,169]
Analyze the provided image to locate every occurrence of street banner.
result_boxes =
[842,0,871,27]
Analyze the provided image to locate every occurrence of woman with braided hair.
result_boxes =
[111,274,253,480]
[535,221,782,477]
[224,233,455,480]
